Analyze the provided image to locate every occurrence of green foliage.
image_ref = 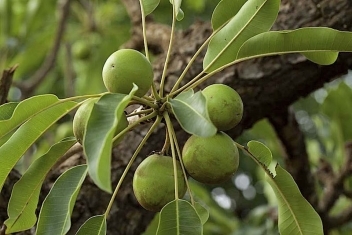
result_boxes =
[36,165,88,235]
[204,0,280,72]
[84,86,137,193]
[2,0,352,234]
[157,199,203,235]
[237,27,352,64]
[0,98,77,190]
[4,139,76,233]
[75,215,107,235]
[169,89,216,137]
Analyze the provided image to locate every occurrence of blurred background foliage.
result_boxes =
[1,0,352,234]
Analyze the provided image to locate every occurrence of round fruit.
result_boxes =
[202,84,243,131]
[72,40,91,60]
[102,49,154,97]
[133,154,187,212]
[182,132,239,184]
[73,98,128,144]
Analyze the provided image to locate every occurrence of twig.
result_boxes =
[0,65,18,104]
[50,143,83,175]
[18,0,72,97]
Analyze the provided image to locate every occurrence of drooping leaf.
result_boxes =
[211,0,248,30]
[0,102,18,120]
[170,0,183,20]
[141,0,160,16]
[203,0,280,72]
[243,141,323,235]
[169,89,217,137]
[194,202,209,225]
[36,165,88,235]
[247,140,272,167]
[237,27,352,65]
[267,165,323,235]
[84,85,137,193]
[157,199,202,235]
[75,215,106,235]
[4,139,77,233]
[0,100,77,191]
[0,95,62,140]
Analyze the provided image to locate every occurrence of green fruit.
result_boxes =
[72,98,128,144]
[102,49,154,97]
[182,132,239,184]
[133,154,187,212]
[202,84,243,131]
[72,40,91,60]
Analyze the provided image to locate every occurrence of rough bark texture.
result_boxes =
[2,0,352,234]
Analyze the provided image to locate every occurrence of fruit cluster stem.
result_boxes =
[105,115,162,216]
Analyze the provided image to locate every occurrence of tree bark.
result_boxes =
[1,0,352,234]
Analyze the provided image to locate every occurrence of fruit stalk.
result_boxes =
[105,115,162,216]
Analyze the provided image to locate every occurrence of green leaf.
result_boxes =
[0,95,61,140]
[83,85,137,193]
[211,0,248,30]
[0,102,18,120]
[157,199,202,235]
[36,165,88,235]
[170,0,183,20]
[203,0,280,72]
[141,0,160,16]
[169,89,217,137]
[4,139,76,233]
[237,27,352,65]
[267,165,323,235]
[194,202,209,225]
[0,100,77,191]
[243,141,323,235]
[247,140,272,167]
[75,215,106,235]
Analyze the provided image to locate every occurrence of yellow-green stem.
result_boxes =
[105,115,162,216]
[132,96,158,109]
[126,108,153,117]
[161,128,170,154]
[112,111,157,144]
[163,112,179,200]
[159,3,177,98]
[171,127,195,206]
[170,31,216,94]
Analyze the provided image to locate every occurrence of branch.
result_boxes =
[0,65,18,104]
[268,108,318,206]
[18,0,72,97]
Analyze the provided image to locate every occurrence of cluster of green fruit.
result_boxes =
[72,49,243,212]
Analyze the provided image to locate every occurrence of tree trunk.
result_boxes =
[1,0,352,234]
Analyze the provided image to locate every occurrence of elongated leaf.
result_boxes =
[244,141,323,235]
[194,202,209,225]
[4,139,77,233]
[84,85,137,193]
[211,0,248,30]
[203,0,280,72]
[0,95,61,139]
[0,102,18,120]
[75,215,106,235]
[0,100,77,191]
[247,140,272,167]
[141,0,160,16]
[237,27,352,65]
[157,199,202,235]
[267,165,323,235]
[36,165,88,235]
[169,89,216,137]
